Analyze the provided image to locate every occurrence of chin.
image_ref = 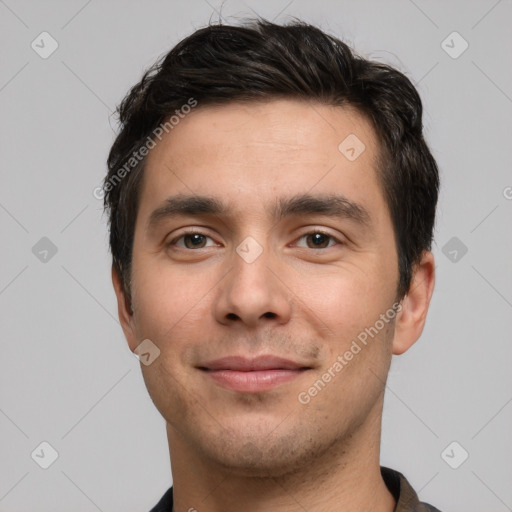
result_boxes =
[208,444,304,478]
[193,421,331,479]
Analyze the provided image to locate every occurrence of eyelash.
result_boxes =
[168,229,343,250]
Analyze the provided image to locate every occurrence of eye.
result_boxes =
[169,231,217,249]
[295,230,342,249]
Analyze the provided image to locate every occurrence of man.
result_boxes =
[104,19,441,512]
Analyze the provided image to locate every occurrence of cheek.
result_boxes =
[130,263,215,418]
[292,263,397,371]
[295,265,380,328]
[130,258,215,347]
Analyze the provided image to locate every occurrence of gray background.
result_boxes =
[1,0,511,510]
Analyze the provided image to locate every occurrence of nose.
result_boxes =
[213,239,292,329]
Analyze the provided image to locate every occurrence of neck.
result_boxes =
[167,398,395,512]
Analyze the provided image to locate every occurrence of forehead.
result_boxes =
[139,99,386,222]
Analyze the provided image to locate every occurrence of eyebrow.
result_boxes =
[147,193,372,231]
[273,193,371,228]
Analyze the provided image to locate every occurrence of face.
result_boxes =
[116,99,417,477]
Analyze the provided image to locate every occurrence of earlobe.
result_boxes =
[111,266,138,352]
[392,251,435,355]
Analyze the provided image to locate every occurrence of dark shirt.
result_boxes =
[149,466,441,512]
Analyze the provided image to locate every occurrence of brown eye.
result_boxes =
[170,232,215,249]
[296,231,340,249]
[306,233,331,248]
[183,233,207,248]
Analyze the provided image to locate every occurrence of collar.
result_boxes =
[150,467,441,512]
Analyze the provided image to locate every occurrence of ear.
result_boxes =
[112,266,138,353]
[392,251,435,355]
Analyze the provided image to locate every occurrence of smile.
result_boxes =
[198,355,311,393]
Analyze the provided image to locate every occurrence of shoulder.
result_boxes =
[381,466,443,512]
[148,486,174,512]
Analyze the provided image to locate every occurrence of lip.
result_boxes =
[198,355,311,393]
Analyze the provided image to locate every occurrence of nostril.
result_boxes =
[263,312,276,319]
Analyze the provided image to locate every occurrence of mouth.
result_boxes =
[197,355,312,393]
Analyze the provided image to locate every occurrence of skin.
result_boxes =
[113,99,435,512]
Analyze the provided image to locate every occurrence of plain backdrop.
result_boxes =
[1,0,511,511]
